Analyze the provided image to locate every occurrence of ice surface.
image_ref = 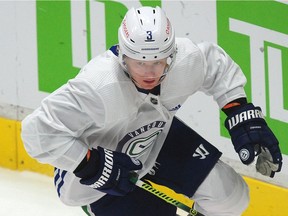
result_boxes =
[0,167,187,216]
[0,167,85,216]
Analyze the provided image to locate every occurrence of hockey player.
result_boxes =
[21,6,282,216]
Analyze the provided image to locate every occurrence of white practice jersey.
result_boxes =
[21,38,246,206]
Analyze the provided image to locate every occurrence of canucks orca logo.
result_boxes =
[126,130,162,157]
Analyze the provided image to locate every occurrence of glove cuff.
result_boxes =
[74,149,100,179]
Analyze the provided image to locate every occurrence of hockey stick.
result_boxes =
[130,174,202,216]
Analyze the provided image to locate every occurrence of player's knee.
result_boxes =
[222,164,250,214]
[194,177,249,216]
[219,176,249,214]
[193,161,250,215]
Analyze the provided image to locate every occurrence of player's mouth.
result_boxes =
[143,79,156,84]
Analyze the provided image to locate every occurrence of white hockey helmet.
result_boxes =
[118,6,176,63]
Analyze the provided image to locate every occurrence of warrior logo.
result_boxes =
[193,144,210,159]
[228,109,264,130]
[239,148,250,161]
[89,148,113,189]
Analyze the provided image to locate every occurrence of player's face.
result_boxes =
[125,57,167,90]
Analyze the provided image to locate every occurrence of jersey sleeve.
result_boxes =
[198,42,247,108]
[21,77,106,172]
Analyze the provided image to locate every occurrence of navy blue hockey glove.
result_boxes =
[224,103,282,177]
[74,146,142,196]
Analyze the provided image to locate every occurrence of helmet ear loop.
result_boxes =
[158,51,176,84]
[157,64,170,84]
[120,55,132,79]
